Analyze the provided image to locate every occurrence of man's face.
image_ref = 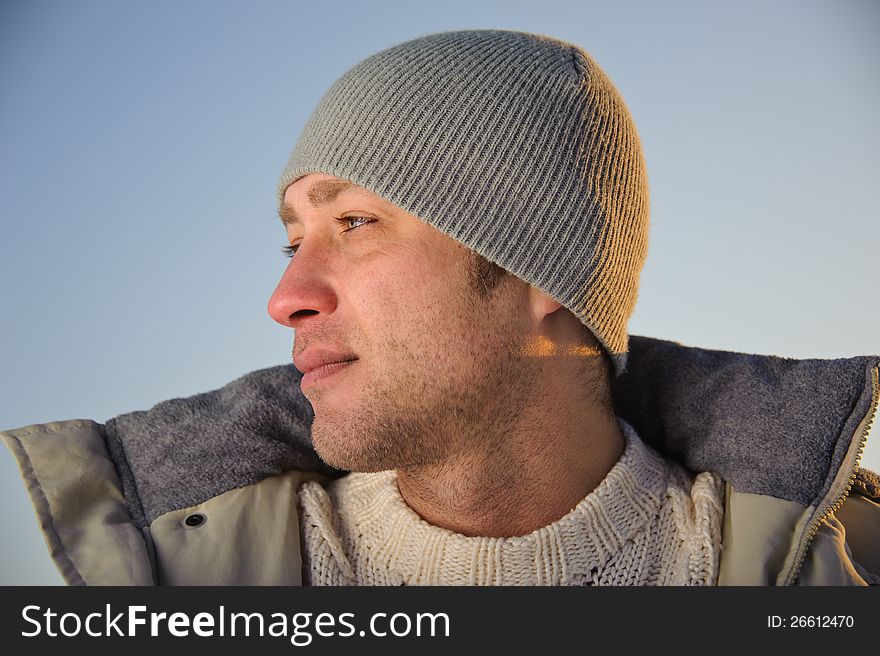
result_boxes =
[268,173,533,472]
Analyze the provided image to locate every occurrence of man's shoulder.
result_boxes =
[618,337,879,539]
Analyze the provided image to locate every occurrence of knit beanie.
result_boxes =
[277,29,649,376]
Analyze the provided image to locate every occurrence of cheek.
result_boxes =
[353,240,470,317]
[341,235,492,353]
[361,263,475,348]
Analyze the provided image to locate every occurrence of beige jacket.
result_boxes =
[3,335,879,585]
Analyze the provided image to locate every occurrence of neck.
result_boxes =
[395,363,624,538]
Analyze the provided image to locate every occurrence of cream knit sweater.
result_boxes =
[298,420,725,586]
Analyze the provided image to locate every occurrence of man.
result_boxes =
[3,29,879,585]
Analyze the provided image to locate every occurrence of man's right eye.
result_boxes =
[282,244,299,258]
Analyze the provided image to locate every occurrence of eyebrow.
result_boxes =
[278,179,368,226]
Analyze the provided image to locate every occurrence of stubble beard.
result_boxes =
[308,333,525,474]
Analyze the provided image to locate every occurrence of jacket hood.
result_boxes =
[103,335,879,530]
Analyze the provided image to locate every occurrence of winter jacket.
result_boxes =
[3,335,879,586]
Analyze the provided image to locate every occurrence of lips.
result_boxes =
[294,349,358,376]
[294,349,359,391]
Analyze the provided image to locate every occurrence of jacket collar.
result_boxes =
[103,335,879,529]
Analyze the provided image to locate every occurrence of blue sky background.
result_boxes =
[1,0,877,584]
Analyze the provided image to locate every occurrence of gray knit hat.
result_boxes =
[277,29,649,376]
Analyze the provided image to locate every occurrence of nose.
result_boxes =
[267,243,338,329]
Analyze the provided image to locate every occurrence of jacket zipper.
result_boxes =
[785,365,879,585]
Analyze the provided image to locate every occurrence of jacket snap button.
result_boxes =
[184,513,206,528]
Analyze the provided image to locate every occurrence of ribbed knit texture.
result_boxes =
[298,420,724,586]
[278,30,649,375]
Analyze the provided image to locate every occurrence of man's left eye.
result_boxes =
[337,216,375,232]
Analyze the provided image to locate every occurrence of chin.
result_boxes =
[314,447,394,474]
[311,424,395,473]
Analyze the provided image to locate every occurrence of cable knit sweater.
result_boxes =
[298,420,725,586]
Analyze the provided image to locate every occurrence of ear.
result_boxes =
[527,286,564,325]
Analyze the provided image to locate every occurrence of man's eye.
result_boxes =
[281,217,374,258]
[336,216,375,232]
